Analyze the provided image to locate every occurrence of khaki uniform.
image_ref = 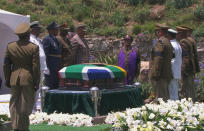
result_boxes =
[149,36,173,101]
[57,35,73,67]
[179,38,196,101]
[71,36,89,64]
[187,37,200,73]
[3,40,40,130]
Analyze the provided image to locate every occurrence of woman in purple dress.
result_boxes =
[118,35,141,85]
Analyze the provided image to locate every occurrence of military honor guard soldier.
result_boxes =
[42,21,61,89]
[149,23,173,101]
[167,29,182,100]
[3,22,40,131]
[176,26,198,102]
[30,21,49,111]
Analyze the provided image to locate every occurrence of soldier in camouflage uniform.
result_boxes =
[149,23,173,101]
[176,26,197,101]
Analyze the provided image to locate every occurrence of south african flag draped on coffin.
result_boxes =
[58,64,127,80]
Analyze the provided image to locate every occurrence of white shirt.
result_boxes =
[170,39,182,79]
[30,34,49,74]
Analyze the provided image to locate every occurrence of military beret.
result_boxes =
[14,22,30,36]
[59,24,70,31]
[168,29,178,34]
[180,25,193,31]
[46,21,59,30]
[155,23,169,30]
[30,21,42,28]
[176,26,189,32]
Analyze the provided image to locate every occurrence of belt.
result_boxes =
[48,54,61,58]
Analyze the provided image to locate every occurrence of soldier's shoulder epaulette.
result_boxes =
[180,38,190,44]
[187,37,196,44]
[7,41,17,47]
[8,41,17,45]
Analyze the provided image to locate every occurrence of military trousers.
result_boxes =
[9,78,35,130]
[180,74,195,101]
[155,78,170,101]
[45,56,61,89]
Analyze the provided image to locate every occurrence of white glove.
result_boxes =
[43,68,50,75]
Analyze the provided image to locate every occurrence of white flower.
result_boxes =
[158,120,166,129]
[176,126,183,131]
[148,113,155,120]
[199,113,204,121]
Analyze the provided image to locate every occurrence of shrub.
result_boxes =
[134,8,150,23]
[94,26,126,38]
[109,10,128,26]
[132,24,142,35]
[103,0,117,12]
[192,25,204,41]
[14,6,28,15]
[56,15,73,25]
[194,5,204,20]
[33,0,44,5]
[41,16,57,25]
[72,4,91,21]
[174,0,195,9]
[54,0,69,4]
[141,22,155,33]
[45,3,58,15]
[30,14,41,22]
[119,0,145,6]
[85,18,104,30]
[147,0,166,5]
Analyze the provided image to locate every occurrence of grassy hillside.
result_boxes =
[0,0,204,39]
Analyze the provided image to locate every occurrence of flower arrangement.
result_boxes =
[29,112,93,127]
[105,98,204,131]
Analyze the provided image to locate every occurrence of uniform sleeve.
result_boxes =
[3,46,12,87]
[151,40,164,80]
[32,46,41,87]
[193,41,200,73]
[42,37,50,56]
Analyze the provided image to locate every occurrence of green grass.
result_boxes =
[30,123,111,131]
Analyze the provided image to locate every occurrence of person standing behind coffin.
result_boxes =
[118,34,141,85]
[30,21,49,111]
[167,29,182,100]
[149,23,173,101]
[56,25,73,67]
[71,24,89,64]
[3,22,40,131]
[42,21,61,89]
